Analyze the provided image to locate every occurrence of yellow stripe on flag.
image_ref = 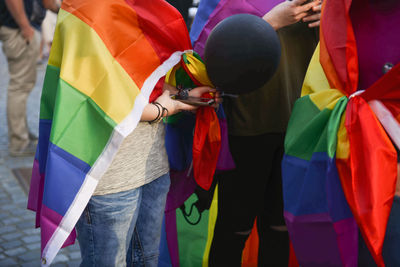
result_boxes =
[49,9,140,124]
[202,184,218,267]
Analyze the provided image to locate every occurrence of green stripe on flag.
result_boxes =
[285,95,347,160]
[49,79,117,166]
[177,194,209,267]
[40,65,61,120]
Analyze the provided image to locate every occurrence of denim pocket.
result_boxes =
[84,206,92,225]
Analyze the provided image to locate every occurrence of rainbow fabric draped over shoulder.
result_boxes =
[157,1,286,267]
[27,0,191,265]
[282,0,400,266]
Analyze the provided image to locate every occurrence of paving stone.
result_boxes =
[4,246,27,256]
[26,243,41,250]
[1,239,22,250]
[22,212,36,220]
[0,257,18,266]
[69,251,81,260]
[2,231,23,241]
[22,235,41,244]
[23,228,40,235]
[0,211,10,219]
[18,249,40,261]
[52,254,69,263]
[21,261,41,267]
[0,225,16,234]
[10,207,27,216]
[68,260,81,267]
[2,217,22,225]
[15,200,29,207]
[17,220,35,230]
[0,204,15,211]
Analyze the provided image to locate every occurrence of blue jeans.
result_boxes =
[76,173,170,267]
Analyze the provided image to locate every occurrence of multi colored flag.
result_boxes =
[27,0,192,265]
[282,0,400,266]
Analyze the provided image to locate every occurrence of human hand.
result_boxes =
[262,0,320,30]
[20,24,35,44]
[302,1,321,28]
[188,86,221,108]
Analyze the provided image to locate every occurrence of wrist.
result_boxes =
[148,102,169,124]
[263,14,280,30]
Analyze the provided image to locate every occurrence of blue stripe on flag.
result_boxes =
[282,153,329,216]
[37,119,52,174]
[326,155,353,222]
[190,0,221,45]
[43,143,91,216]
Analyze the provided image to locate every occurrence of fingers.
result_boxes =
[291,0,310,5]
[312,3,322,12]
[303,12,320,22]
[298,1,320,13]
[294,11,312,21]
[307,20,320,28]
[188,86,216,98]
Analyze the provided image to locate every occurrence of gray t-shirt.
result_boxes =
[93,121,169,195]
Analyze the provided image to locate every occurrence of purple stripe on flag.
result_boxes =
[27,159,45,227]
[216,117,235,170]
[166,170,197,212]
[43,143,91,216]
[333,217,358,267]
[192,0,283,57]
[40,204,76,252]
[285,211,343,267]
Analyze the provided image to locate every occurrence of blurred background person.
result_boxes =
[38,1,59,64]
[0,0,59,157]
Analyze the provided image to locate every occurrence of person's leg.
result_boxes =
[75,187,142,267]
[0,26,40,154]
[209,134,274,267]
[130,173,171,267]
[257,133,289,267]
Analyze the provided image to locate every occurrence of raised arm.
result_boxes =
[262,0,321,30]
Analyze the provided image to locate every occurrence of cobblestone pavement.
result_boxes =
[0,45,81,266]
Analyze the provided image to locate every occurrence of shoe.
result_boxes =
[9,142,37,157]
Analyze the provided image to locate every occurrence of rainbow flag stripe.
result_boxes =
[27,0,191,265]
[282,0,400,266]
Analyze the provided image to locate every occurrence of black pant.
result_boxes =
[209,133,289,267]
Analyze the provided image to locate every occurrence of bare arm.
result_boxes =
[4,0,34,42]
[262,0,321,30]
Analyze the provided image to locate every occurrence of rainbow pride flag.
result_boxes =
[282,0,400,266]
[158,1,293,267]
[27,0,192,265]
